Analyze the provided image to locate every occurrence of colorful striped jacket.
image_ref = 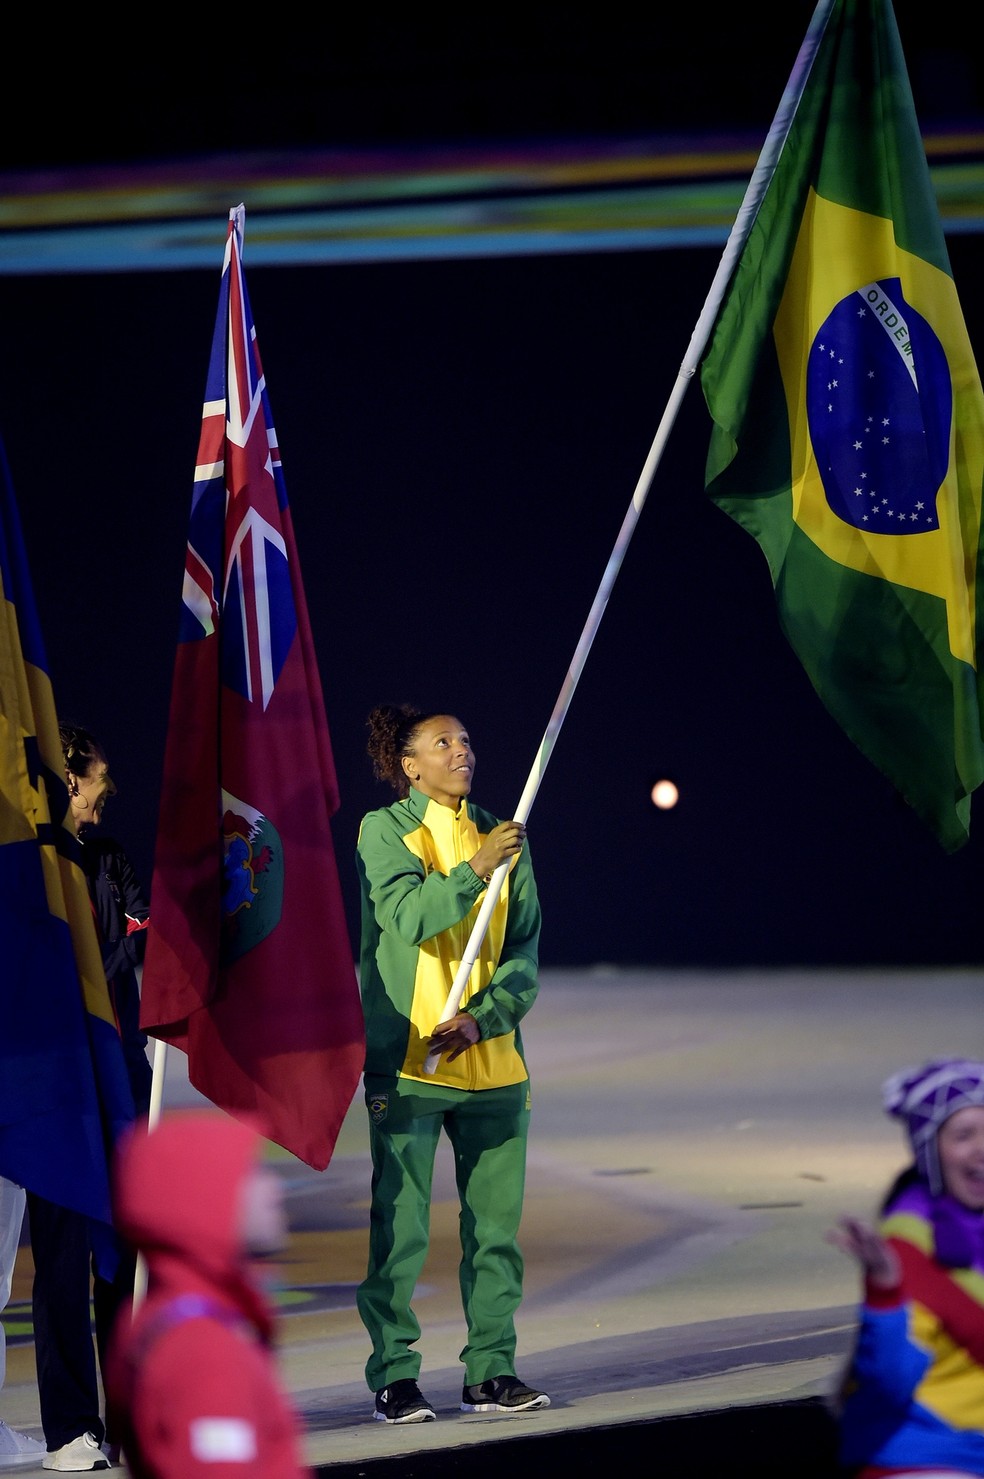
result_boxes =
[838,1177,984,1476]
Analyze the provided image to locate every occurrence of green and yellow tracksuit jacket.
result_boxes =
[356,786,541,1091]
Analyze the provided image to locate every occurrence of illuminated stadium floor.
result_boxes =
[3,964,982,1474]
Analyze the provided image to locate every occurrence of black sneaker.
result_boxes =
[374,1378,436,1424]
[460,1376,550,1412]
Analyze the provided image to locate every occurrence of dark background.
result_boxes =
[2,6,984,969]
[4,10,977,170]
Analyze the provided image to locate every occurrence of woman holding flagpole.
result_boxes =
[355,703,549,1424]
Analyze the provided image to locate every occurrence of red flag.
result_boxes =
[141,205,364,1170]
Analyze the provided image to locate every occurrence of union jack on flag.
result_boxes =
[141,204,364,1172]
[181,206,295,710]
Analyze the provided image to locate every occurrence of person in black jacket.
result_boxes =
[26,723,152,1472]
[62,722,152,1130]
[77,830,152,1123]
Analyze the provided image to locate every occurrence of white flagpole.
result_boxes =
[145,1034,169,1132]
[130,1034,168,1309]
[423,0,838,1073]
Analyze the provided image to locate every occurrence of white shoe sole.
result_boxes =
[461,1393,550,1412]
[373,1408,436,1423]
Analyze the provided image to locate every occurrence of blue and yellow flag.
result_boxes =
[0,435,134,1231]
[701,0,984,851]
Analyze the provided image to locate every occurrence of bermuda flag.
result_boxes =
[141,205,364,1170]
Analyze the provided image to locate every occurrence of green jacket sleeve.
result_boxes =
[357,809,487,946]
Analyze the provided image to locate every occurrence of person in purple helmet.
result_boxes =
[827,1058,984,1479]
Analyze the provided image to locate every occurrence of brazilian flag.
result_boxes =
[701,0,984,851]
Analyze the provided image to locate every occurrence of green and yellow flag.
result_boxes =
[701,0,984,851]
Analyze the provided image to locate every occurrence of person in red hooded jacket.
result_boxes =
[104,1111,311,1479]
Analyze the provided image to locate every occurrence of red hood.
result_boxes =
[113,1110,267,1286]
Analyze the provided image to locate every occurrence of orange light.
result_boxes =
[651,779,679,810]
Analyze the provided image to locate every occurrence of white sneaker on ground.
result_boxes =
[40,1432,109,1471]
[0,1419,47,1467]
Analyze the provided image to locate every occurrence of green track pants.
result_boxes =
[358,1073,531,1392]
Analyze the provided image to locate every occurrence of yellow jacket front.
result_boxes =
[355,786,541,1091]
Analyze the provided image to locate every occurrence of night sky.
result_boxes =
[2,6,984,970]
